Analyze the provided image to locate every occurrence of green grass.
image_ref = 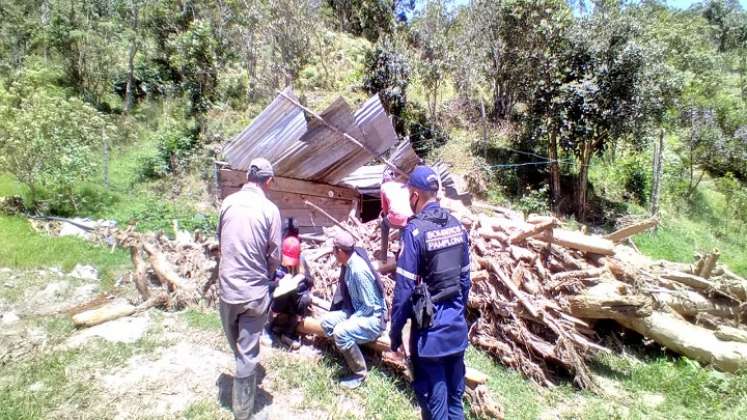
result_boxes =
[183,400,231,420]
[465,348,550,419]
[264,350,420,419]
[634,189,747,277]
[581,353,747,420]
[181,308,222,331]
[0,338,154,420]
[0,215,130,286]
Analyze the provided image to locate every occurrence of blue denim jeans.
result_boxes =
[320,310,384,350]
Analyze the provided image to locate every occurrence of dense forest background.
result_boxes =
[1,0,746,273]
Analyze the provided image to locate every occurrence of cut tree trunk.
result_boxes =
[569,282,747,372]
[535,229,615,256]
[715,326,747,343]
[509,220,556,244]
[72,301,136,328]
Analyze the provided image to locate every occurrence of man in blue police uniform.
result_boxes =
[389,165,471,420]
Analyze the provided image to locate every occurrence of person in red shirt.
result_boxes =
[379,167,413,261]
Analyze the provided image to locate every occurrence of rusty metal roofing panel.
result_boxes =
[274,97,366,182]
[339,160,457,195]
[221,90,397,183]
[354,94,398,154]
[221,87,307,170]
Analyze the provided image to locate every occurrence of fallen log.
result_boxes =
[569,282,747,373]
[660,270,743,301]
[71,294,166,328]
[535,229,615,256]
[296,317,489,388]
[652,290,739,319]
[72,301,136,328]
[605,218,658,243]
[478,227,508,243]
[715,326,747,343]
[142,242,194,292]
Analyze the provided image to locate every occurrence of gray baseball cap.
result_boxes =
[247,158,274,181]
[333,231,356,251]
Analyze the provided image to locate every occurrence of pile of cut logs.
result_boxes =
[301,199,747,391]
[71,223,220,328]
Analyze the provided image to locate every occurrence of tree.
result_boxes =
[0,64,108,209]
[362,40,411,132]
[115,0,144,113]
[171,19,219,127]
[412,0,454,119]
[266,0,318,87]
[462,0,573,120]
[325,0,403,43]
[550,7,660,220]
[702,0,743,52]
[46,0,120,106]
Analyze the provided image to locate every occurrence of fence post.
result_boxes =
[650,129,664,221]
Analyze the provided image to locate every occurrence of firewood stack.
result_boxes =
[298,201,747,390]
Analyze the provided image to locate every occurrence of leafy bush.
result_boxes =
[362,42,410,129]
[0,64,109,212]
[39,184,118,217]
[115,195,217,234]
[620,155,651,205]
[139,121,199,179]
[715,172,747,226]
[517,185,550,217]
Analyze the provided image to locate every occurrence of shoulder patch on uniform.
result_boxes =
[412,228,420,237]
[425,226,465,251]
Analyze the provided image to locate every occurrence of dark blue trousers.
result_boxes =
[411,351,466,420]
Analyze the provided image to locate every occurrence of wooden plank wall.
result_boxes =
[217,167,360,229]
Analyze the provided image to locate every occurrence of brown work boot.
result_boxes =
[339,344,367,389]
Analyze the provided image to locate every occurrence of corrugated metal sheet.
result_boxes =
[338,164,385,195]
[221,90,397,185]
[222,87,307,170]
[273,97,369,183]
[339,160,460,198]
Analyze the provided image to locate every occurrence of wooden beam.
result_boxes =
[217,168,359,201]
[605,218,658,243]
[535,229,615,256]
[296,317,488,388]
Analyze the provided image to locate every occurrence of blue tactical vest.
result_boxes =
[410,208,464,302]
[407,204,470,358]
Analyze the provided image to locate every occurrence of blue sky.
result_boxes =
[435,0,747,10]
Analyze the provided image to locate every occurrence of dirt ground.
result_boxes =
[0,267,367,420]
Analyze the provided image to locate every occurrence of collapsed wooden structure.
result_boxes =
[216,88,465,232]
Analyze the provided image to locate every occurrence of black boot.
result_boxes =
[232,374,256,420]
[340,344,367,389]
